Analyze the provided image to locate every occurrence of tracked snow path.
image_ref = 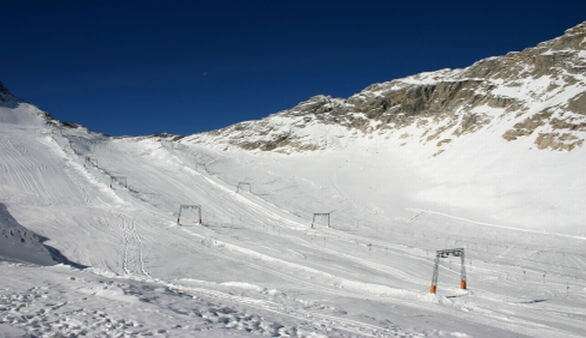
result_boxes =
[119,214,151,278]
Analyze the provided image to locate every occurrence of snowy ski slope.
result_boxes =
[1,93,585,337]
[1,22,586,337]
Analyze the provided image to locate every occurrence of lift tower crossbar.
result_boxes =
[311,212,331,228]
[429,247,467,294]
[177,204,203,226]
[236,182,252,193]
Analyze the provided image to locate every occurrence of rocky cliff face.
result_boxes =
[188,22,586,153]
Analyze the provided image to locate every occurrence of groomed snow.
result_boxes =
[1,95,585,337]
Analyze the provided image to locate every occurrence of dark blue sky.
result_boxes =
[1,1,584,136]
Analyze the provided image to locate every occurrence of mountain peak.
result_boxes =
[188,22,586,154]
[0,82,14,101]
[563,21,586,38]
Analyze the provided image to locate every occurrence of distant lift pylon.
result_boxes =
[429,248,467,294]
[177,204,202,226]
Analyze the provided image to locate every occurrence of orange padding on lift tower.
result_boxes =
[429,285,437,294]
[460,280,467,289]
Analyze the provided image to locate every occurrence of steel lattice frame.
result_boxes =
[429,248,467,294]
[110,176,127,189]
[85,156,98,166]
[177,204,202,226]
[236,182,252,193]
[311,212,331,228]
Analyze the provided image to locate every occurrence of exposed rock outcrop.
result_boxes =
[186,23,586,153]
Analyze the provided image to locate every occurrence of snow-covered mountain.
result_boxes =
[0,22,585,338]
[192,22,585,154]
[184,22,586,235]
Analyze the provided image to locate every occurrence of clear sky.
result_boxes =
[1,0,584,136]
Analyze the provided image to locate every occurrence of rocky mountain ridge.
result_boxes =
[188,22,586,154]
[0,82,14,104]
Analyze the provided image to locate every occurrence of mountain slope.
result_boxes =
[190,22,585,154]
[182,22,586,234]
[0,22,585,338]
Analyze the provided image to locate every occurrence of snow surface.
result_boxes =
[1,22,586,335]
[0,95,585,337]
[0,202,57,266]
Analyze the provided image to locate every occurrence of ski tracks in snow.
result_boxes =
[118,214,151,279]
